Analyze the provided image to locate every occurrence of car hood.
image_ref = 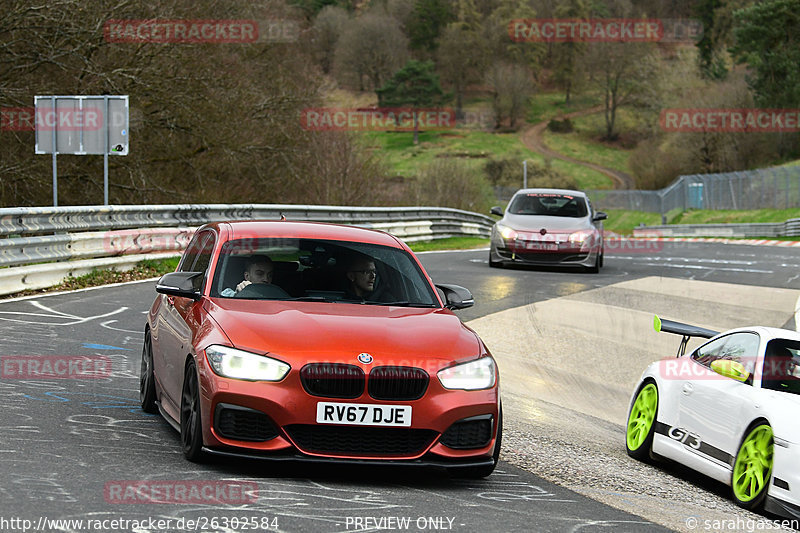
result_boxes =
[204,299,483,369]
[500,213,593,232]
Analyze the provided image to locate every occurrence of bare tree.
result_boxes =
[437,22,486,114]
[333,13,409,92]
[581,42,657,140]
[0,0,326,207]
[629,72,780,188]
[292,131,393,206]
[408,158,494,213]
[485,62,534,130]
[310,5,349,74]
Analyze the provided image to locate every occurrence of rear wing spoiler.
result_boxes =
[654,315,719,357]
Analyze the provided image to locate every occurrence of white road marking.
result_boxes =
[0,302,127,326]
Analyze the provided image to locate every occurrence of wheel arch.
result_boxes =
[628,376,659,417]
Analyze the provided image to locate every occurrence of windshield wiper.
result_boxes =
[362,300,437,307]
[287,296,335,302]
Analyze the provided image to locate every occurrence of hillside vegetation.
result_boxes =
[1,0,798,213]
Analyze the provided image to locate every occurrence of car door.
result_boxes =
[155,230,215,418]
[677,332,760,468]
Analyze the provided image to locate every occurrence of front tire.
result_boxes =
[139,329,158,414]
[181,360,205,462]
[732,423,773,510]
[626,381,658,461]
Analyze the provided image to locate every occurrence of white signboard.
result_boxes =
[35,95,128,155]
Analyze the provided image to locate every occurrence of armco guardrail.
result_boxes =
[0,204,495,296]
[632,218,800,238]
[0,204,493,236]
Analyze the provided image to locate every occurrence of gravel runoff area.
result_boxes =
[468,276,800,533]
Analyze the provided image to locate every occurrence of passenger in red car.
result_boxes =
[345,256,376,299]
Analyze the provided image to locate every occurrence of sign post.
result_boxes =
[35,95,129,206]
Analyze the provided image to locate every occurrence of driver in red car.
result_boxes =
[220,255,273,297]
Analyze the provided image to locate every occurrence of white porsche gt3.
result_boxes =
[626,316,800,519]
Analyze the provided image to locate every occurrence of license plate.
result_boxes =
[316,402,412,427]
[526,241,558,251]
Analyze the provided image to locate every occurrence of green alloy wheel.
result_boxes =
[732,424,773,509]
[626,382,658,460]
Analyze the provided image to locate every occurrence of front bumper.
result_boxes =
[202,447,496,471]
[490,240,599,268]
[196,360,500,463]
[765,495,800,520]
[765,443,800,519]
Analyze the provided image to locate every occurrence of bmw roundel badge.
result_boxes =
[357,353,373,364]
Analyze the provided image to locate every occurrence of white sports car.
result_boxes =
[626,316,800,518]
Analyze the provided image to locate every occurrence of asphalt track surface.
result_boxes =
[1,241,799,533]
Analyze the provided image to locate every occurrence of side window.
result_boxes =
[192,232,215,274]
[179,232,207,273]
[691,332,759,378]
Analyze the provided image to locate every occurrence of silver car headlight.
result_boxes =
[496,224,518,241]
[437,357,496,390]
[568,229,594,245]
[205,345,290,381]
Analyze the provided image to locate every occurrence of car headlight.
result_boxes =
[437,357,496,390]
[496,224,518,241]
[205,345,290,381]
[568,230,595,245]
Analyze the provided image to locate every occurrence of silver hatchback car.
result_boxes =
[489,188,607,272]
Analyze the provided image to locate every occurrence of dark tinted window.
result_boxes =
[178,232,206,272]
[178,230,215,291]
[211,237,438,307]
[761,339,800,395]
[192,232,215,274]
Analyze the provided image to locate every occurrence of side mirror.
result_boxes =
[435,284,474,310]
[593,211,608,222]
[156,271,203,301]
[490,206,503,216]
[710,359,749,382]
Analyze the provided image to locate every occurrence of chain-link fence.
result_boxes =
[587,165,800,214]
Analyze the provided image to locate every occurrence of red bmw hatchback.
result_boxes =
[141,221,501,477]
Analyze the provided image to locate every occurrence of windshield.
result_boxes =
[210,238,439,308]
[761,339,800,396]
[508,193,588,217]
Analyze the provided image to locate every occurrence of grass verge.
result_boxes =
[670,208,800,225]
[408,237,490,252]
[603,208,800,235]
